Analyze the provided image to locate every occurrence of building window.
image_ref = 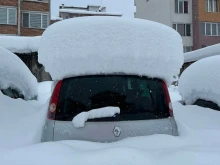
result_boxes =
[175,0,189,13]
[0,7,16,25]
[206,0,218,12]
[23,12,49,29]
[201,22,220,36]
[173,23,191,36]
[183,46,193,53]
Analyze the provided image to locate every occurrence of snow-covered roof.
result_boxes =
[0,36,41,53]
[0,46,37,99]
[51,16,63,21]
[184,44,220,63]
[38,16,183,85]
[179,55,220,106]
[60,9,123,16]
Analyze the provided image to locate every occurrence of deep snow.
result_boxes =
[1,86,220,165]
[39,16,183,85]
[179,55,220,106]
[0,46,37,99]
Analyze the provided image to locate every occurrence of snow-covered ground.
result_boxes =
[0,85,220,165]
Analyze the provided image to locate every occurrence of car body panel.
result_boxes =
[42,117,178,142]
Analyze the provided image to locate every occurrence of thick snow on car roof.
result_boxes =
[0,46,37,99]
[179,55,220,106]
[39,16,183,85]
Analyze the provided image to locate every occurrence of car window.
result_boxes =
[1,88,24,99]
[56,75,169,121]
[194,99,220,111]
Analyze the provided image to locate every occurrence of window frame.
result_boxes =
[0,7,17,25]
[201,22,220,36]
[22,11,49,29]
[175,0,189,14]
[206,0,219,12]
[173,23,191,36]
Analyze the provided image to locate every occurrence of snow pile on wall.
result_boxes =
[60,9,123,16]
[179,55,220,106]
[39,16,183,85]
[51,16,63,21]
[184,43,220,63]
[0,46,37,99]
[0,36,41,53]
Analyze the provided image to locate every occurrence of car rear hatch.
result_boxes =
[50,75,175,142]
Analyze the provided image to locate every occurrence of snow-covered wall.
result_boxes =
[0,36,41,53]
[184,44,220,63]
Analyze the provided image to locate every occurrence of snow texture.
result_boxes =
[51,16,63,21]
[1,88,220,164]
[72,107,120,128]
[60,9,123,16]
[39,16,183,85]
[179,55,220,106]
[0,36,41,53]
[184,43,220,63]
[0,46,37,99]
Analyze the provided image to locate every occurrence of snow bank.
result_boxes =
[168,85,182,102]
[0,92,47,149]
[37,81,53,104]
[39,16,183,85]
[179,55,220,106]
[60,9,123,16]
[0,46,37,99]
[184,43,220,62]
[0,36,41,53]
[72,107,120,128]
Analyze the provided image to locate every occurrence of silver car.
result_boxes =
[42,75,178,142]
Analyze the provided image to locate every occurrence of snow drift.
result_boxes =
[184,43,220,63]
[0,36,41,53]
[179,55,220,106]
[0,46,37,99]
[39,16,183,85]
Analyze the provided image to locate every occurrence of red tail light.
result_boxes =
[47,81,62,120]
[162,81,174,117]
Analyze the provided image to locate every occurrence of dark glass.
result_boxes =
[186,24,191,36]
[184,1,188,13]
[23,13,29,28]
[194,99,220,111]
[56,75,170,121]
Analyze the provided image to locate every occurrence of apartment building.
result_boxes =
[135,0,220,52]
[59,4,122,19]
[193,0,220,49]
[0,0,50,36]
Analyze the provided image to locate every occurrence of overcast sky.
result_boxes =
[51,0,135,17]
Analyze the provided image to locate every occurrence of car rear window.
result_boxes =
[56,75,170,121]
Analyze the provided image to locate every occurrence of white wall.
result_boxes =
[135,0,193,47]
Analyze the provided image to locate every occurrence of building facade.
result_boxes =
[59,4,122,19]
[135,0,220,52]
[0,0,50,36]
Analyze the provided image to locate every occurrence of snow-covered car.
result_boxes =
[0,46,37,100]
[179,55,220,111]
[39,17,183,142]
